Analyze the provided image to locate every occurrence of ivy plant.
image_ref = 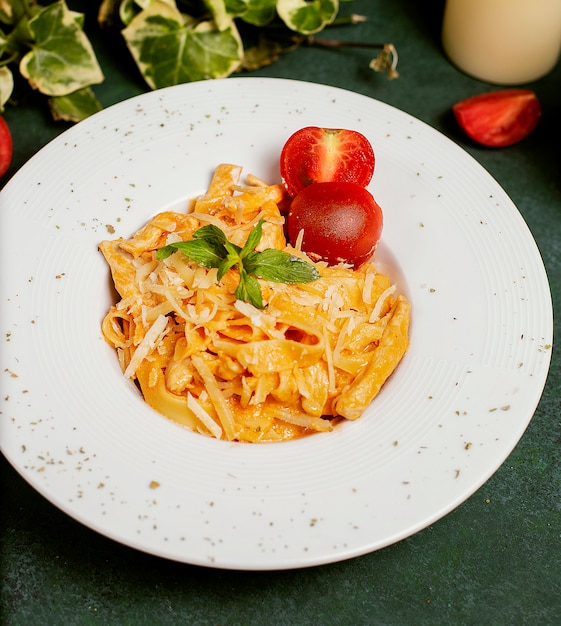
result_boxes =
[0,0,397,122]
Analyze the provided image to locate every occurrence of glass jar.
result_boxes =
[442,0,561,84]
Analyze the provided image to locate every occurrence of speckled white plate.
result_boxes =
[0,78,553,570]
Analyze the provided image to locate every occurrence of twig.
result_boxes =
[300,37,399,80]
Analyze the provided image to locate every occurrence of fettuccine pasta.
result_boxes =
[99,164,410,442]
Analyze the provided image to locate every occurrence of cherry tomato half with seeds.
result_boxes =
[280,126,375,197]
[287,181,383,268]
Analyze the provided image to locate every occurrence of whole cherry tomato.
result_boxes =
[280,126,375,197]
[0,116,12,179]
[287,181,383,268]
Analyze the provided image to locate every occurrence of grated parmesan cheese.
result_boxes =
[362,265,376,304]
[191,354,238,441]
[187,392,223,439]
[100,163,411,442]
[124,314,169,379]
[369,284,397,323]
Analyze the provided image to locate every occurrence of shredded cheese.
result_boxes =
[123,314,169,379]
[99,163,410,442]
[187,392,223,439]
[369,284,397,323]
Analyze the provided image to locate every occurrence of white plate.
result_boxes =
[0,78,552,570]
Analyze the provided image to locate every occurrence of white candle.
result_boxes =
[442,0,561,84]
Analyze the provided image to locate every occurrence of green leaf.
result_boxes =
[48,86,103,122]
[156,220,319,308]
[217,253,240,281]
[0,0,29,27]
[240,38,281,71]
[239,218,264,259]
[235,268,263,309]
[0,66,13,110]
[2,8,34,58]
[156,238,227,267]
[204,0,234,31]
[19,0,104,97]
[192,223,228,246]
[220,0,276,27]
[277,0,339,35]
[122,0,243,89]
[250,248,320,283]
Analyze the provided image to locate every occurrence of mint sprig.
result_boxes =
[156,220,320,308]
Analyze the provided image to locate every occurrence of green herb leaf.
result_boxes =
[156,238,227,267]
[192,223,228,246]
[239,218,265,259]
[217,254,239,281]
[156,220,319,308]
[235,269,263,309]
[249,248,321,283]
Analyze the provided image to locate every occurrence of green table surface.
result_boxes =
[2,1,560,624]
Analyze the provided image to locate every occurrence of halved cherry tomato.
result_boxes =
[453,89,541,147]
[280,126,375,197]
[287,181,383,268]
[0,116,12,179]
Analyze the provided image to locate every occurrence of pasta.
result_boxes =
[99,164,410,442]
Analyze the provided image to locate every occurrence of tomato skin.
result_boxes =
[453,89,541,147]
[287,181,383,268]
[0,116,12,179]
[280,126,375,197]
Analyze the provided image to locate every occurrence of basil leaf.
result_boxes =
[156,239,227,268]
[156,220,319,308]
[193,223,228,246]
[251,249,320,283]
[240,249,261,274]
[223,239,243,257]
[239,219,264,259]
[217,250,241,281]
[235,269,263,309]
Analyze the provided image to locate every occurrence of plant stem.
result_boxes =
[300,38,399,79]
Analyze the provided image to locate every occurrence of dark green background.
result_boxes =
[2,1,560,624]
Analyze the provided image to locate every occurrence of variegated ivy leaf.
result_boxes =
[117,0,179,27]
[0,66,14,111]
[220,0,277,27]
[0,0,28,25]
[122,1,243,89]
[19,0,104,97]
[241,38,281,71]
[49,86,103,123]
[277,0,339,36]
[204,0,234,31]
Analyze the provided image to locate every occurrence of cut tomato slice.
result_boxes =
[280,126,375,197]
[452,89,541,147]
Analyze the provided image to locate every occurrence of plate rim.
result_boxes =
[0,77,553,570]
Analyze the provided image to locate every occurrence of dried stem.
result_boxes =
[300,37,399,80]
